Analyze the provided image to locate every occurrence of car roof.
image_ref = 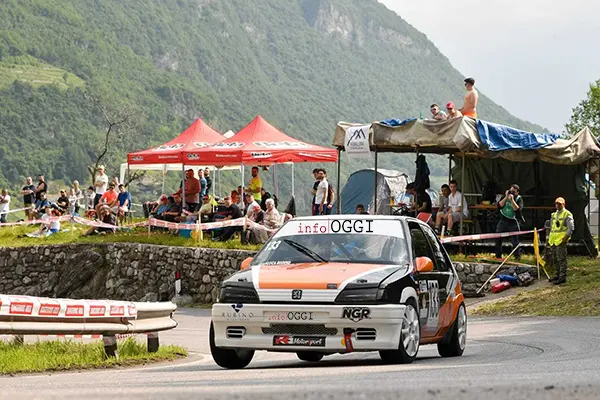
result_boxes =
[292,215,413,222]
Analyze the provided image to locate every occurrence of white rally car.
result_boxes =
[210,215,466,369]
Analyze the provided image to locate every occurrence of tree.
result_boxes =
[566,79,600,137]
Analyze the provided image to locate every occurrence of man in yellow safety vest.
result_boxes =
[548,197,574,285]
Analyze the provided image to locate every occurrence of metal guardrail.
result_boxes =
[0,294,177,357]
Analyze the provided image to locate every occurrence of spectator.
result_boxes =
[116,184,132,225]
[68,188,78,215]
[111,176,120,187]
[200,170,208,197]
[495,184,524,260]
[94,166,109,208]
[26,206,60,237]
[204,168,212,194]
[231,189,240,207]
[324,171,335,215]
[446,102,463,119]
[430,104,448,120]
[355,204,369,215]
[85,186,96,217]
[212,196,243,242]
[0,189,10,223]
[245,194,260,218]
[197,195,214,223]
[95,183,118,217]
[35,174,48,202]
[33,192,51,218]
[21,177,36,220]
[313,168,329,216]
[246,199,280,244]
[311,168,319,215]
[177,169,200,212]
[158,193,183,222]
[460,77,479,118]
[260,188,273,211]
[56,190,70,214]
[82,205,116,236]
[150,195,170,218]
[72,180,82,214]
[406,183,432,215]
[247,166,262,202]
[429,184,450,227]
[434,180,469,235]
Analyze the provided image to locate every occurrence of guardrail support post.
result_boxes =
[103,335,118,358]
[147,332,159,353]
[13,335,24,346]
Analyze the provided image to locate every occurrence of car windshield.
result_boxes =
[253,233,409,266]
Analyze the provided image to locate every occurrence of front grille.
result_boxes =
[262,324,338,336]
[355,328,377,341]
[226,327,246,339]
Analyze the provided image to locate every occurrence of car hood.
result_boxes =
[254,262,404,290]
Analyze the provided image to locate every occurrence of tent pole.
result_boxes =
[273,164,279,199]
[181,164,186,210]
[336,149,341,214]
[291,163,295,198]
[587,161,591,223]
[596,158,600,252]
[448,154,452,182]
[126,164,130,188]
[460,153,465,234]
[161,165,166,195]
[241,164,245,207]
[374,147,378,214]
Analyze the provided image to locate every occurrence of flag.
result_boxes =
[533,228,546,267]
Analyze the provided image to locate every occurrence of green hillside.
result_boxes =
[0,0,543,212]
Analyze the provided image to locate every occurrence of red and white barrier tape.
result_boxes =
[0,295,137,318]
[440,228,544,243]
[0,215,69,227]
[0,206,33,216]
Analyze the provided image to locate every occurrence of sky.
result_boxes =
[378,0,600,132]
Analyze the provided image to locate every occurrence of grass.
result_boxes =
[472,256,600,316]
[0,223,261,251]
[0,55,85,90]
[0,338,186,374]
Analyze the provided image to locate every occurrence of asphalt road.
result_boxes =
[2,309,600,400]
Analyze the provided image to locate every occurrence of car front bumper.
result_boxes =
[212,303,405,352]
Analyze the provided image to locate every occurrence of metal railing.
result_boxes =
[0,294,177,357]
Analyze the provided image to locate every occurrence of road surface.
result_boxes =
[2,308,600,399]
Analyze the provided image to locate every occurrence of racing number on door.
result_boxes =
[427,281,440,326]
[265,240,281,251]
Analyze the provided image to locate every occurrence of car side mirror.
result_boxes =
[240,257,254,271]
[415,256,434,273]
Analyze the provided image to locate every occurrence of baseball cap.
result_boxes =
[554,197,566,205]
[446,102,455,109]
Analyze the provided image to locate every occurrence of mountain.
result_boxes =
[0,0,543,212]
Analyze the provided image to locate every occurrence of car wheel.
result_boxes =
[437,302,467,357]
[209,322,254,369]
[379,299,420,364]
[296,352,324,362]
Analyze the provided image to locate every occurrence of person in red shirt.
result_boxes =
[95,183,118,218]
[176,169,200,212]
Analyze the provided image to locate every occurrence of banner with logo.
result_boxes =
[344,125,372,159]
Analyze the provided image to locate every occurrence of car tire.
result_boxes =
[379,299,420,364]
[296,352,323,362]
[209,322,254,369]
[437,303,467,357]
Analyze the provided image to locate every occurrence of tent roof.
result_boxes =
[333,118,600,165]
[127,119,224,165]
[183,115,338,165]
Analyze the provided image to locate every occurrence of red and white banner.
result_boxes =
[0,295,137,319]
[441,228,544,243]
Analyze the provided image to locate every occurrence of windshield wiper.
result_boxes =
[283,239,327,263]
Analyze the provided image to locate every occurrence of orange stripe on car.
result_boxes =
[257,263,382,289]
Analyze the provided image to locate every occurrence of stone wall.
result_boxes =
[0,244,536,301]
[454,262,538,296]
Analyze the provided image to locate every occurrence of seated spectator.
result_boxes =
[26,206,61,237]
[150,195,170,218]
[95,183,118,218]
[355,204,369,215]
[429,184,450,227]
[434,180,469,235]
[406,183,432,216]
[247,198,282,244]
[82,205,116,236]
[33,192,51,218]
[116,184,132,225]
[197,195,214,223]
[446,102,463,119]
[212,196,243,242]
[56,190,70,214]
[156,193,183,222]
[245,194,260,218]
[430,104,448,120]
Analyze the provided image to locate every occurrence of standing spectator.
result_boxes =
[204,168,212,194]
[446,102,463,119]
[72,180,82,214]
[324,171,335,215]
[260,188,273,211]
[111,176,120,187]
[68,188,78,215]
[313,168,329,216]
[460,77,479,118]
[0,189,10,223]
[430,104,448,120]
[95,183,118,217]
[247,166,262,203]
[56,190,70,214]
[35,175,48,202]
[495,184,524,260]
[213,196,243,242]
[177,169,200,212]
[200,170,207,197]
[116,184,132,225]
[311,168,319,215]
[548,197,574,285]
[94,166,109,208]
[21,177,36,220]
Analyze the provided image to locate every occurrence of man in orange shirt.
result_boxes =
[460,77,479,119]
[95,183,119,217]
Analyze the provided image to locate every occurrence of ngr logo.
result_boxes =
[341,307,371,322]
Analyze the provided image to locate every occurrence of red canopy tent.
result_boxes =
[182,115,338,165]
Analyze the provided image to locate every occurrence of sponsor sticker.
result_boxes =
[291,290,303,300]
[221,303,254,321]
[130,155,144,161]
[38,303,61,316]
[265,311,314,322]
[89,305,106,316]
[341,307,371,322]
[9,302,34,315]
[276,218,405,239]
[110,305,125,316]
[65,305,84,317]
[272,335,326,347]
[250,152,272,159]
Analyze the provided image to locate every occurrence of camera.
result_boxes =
[508,189,516,196]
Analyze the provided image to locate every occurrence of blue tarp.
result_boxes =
[477,120,561,151]
[379,118,417,127]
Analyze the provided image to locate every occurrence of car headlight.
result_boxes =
[219,282,260,304]
[334,284,382,304]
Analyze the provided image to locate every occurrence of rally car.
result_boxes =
[210,215,466,369]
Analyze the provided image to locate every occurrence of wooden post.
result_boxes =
[374,148,378,214]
